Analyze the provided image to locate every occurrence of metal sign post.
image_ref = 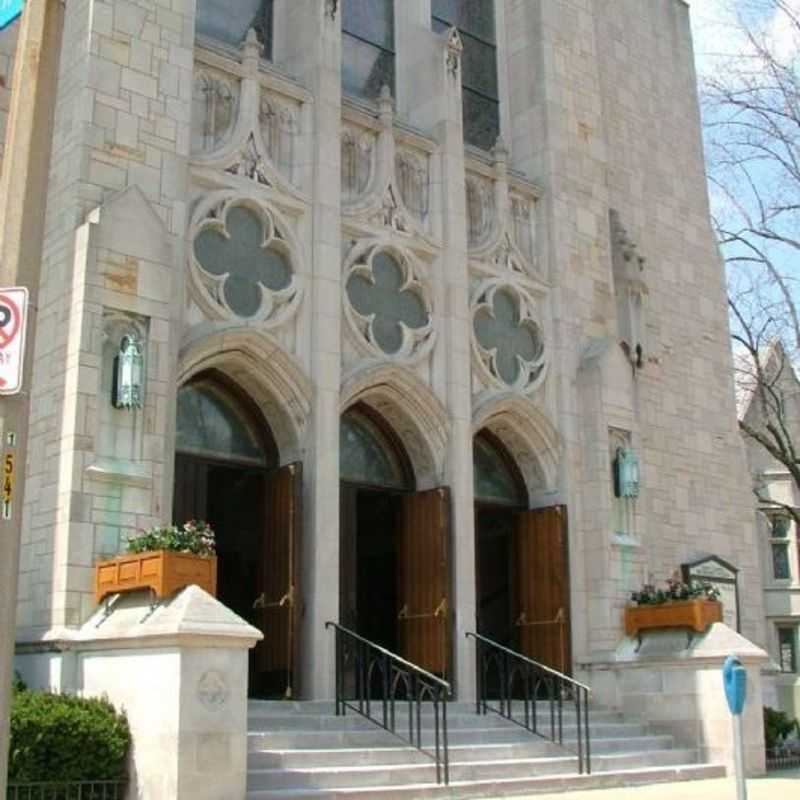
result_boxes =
[723,654,748,800]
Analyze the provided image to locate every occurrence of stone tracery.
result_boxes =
[472,281,547,393]
[191,197,301,323]
[343,243,434,361]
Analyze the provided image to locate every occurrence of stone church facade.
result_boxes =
[6,0,764,705]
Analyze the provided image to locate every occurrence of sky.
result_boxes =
[689,0,800,75]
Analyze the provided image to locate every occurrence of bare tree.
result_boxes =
[702,0,800,516]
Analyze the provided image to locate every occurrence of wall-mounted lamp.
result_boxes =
[112,334,144,410]
[614,447,640,498]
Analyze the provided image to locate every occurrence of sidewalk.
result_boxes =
[483,769,800,800]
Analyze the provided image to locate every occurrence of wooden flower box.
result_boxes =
[624,599,722,638]
[95,550,217,604]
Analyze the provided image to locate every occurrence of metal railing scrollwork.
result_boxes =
[325,622,450,785]
[466,631,591,775]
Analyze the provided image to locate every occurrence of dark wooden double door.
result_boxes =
[340,486,451,677]
[173,454,302,698]
[476,505,571,674]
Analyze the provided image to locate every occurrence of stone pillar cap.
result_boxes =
[75,586,264,650]
[614,623,768,666]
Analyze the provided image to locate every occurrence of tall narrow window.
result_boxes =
[768,513,792,580]
[778,627,798,673]
[432,0,499,150]
[196,0,274,59]
[342,0,395,101]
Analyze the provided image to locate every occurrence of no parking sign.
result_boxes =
[0,287,28,395]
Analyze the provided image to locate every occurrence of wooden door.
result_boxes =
[397,488,450,676]
[512,505,571,674]
[172,454,207,525]
[339,486,358,630]
[257,462,302,698]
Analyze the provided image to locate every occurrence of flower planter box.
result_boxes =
[95,550,217,604]
[624,599,722,637]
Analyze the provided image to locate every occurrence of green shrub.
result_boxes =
[9,689,130,783]
[764,706,800,750]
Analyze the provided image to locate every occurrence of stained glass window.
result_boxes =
[347,252,427,355]
[340,411,408,489]
[196,0,274,58]
[474,289,540,385]
[176,382,268,464]
[194,205,291,319]
[342,0,395,100]
[473,435,525,506]
[432,0,499,150]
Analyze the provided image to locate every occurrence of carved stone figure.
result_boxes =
[395,150,429,224]
[192,71,238,153]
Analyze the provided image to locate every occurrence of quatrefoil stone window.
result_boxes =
[473,284,546,392]
[345,247,434,359]
[193,202,296,320]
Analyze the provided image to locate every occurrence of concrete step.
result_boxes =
[245,763,726,799]
[246,748,700,791]
[247,709,621,730]
[248,721,649,750]
[247,734,677,770]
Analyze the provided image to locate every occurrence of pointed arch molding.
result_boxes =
[472,394,560,495]
[178,327,312,464]
[341,364,450,490]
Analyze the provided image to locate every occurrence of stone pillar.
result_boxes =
[32,586,262,800]
[16,0,195,646]
[585,623,769,777]
[284,1,343,699]
[408,26,476,699]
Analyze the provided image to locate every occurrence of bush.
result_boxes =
[9,689,130,783]
[764,706,800,751]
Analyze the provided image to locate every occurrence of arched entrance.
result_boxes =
[339,403,450,677]
[173,370,302,698]
[473,430,571,675]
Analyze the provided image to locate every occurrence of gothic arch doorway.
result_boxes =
[339,403,450,678]
[173,370,302,698]
[473,430,570,676]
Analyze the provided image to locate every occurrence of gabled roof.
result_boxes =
[735,339,800,422]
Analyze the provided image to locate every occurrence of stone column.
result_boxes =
[408,26,476,699]
[284,0,343,699]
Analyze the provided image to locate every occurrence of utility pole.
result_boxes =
[0,2,63,795]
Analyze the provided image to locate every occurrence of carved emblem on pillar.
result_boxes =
[325,0,338,22]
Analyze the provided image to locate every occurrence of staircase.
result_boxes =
[245,700,725,798]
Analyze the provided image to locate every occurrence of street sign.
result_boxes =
[0,287,27,395]
[0,0,22,30]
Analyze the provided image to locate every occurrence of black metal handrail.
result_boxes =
[466,631,591,774]
[325,622,450,785]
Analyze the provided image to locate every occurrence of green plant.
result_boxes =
[9,689,130,783]
[630,572,721,606]
[764,706,800,751]
[126,519,216,556]
[12,671,26,693]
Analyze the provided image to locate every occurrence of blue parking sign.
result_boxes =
[0,0,22,31]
